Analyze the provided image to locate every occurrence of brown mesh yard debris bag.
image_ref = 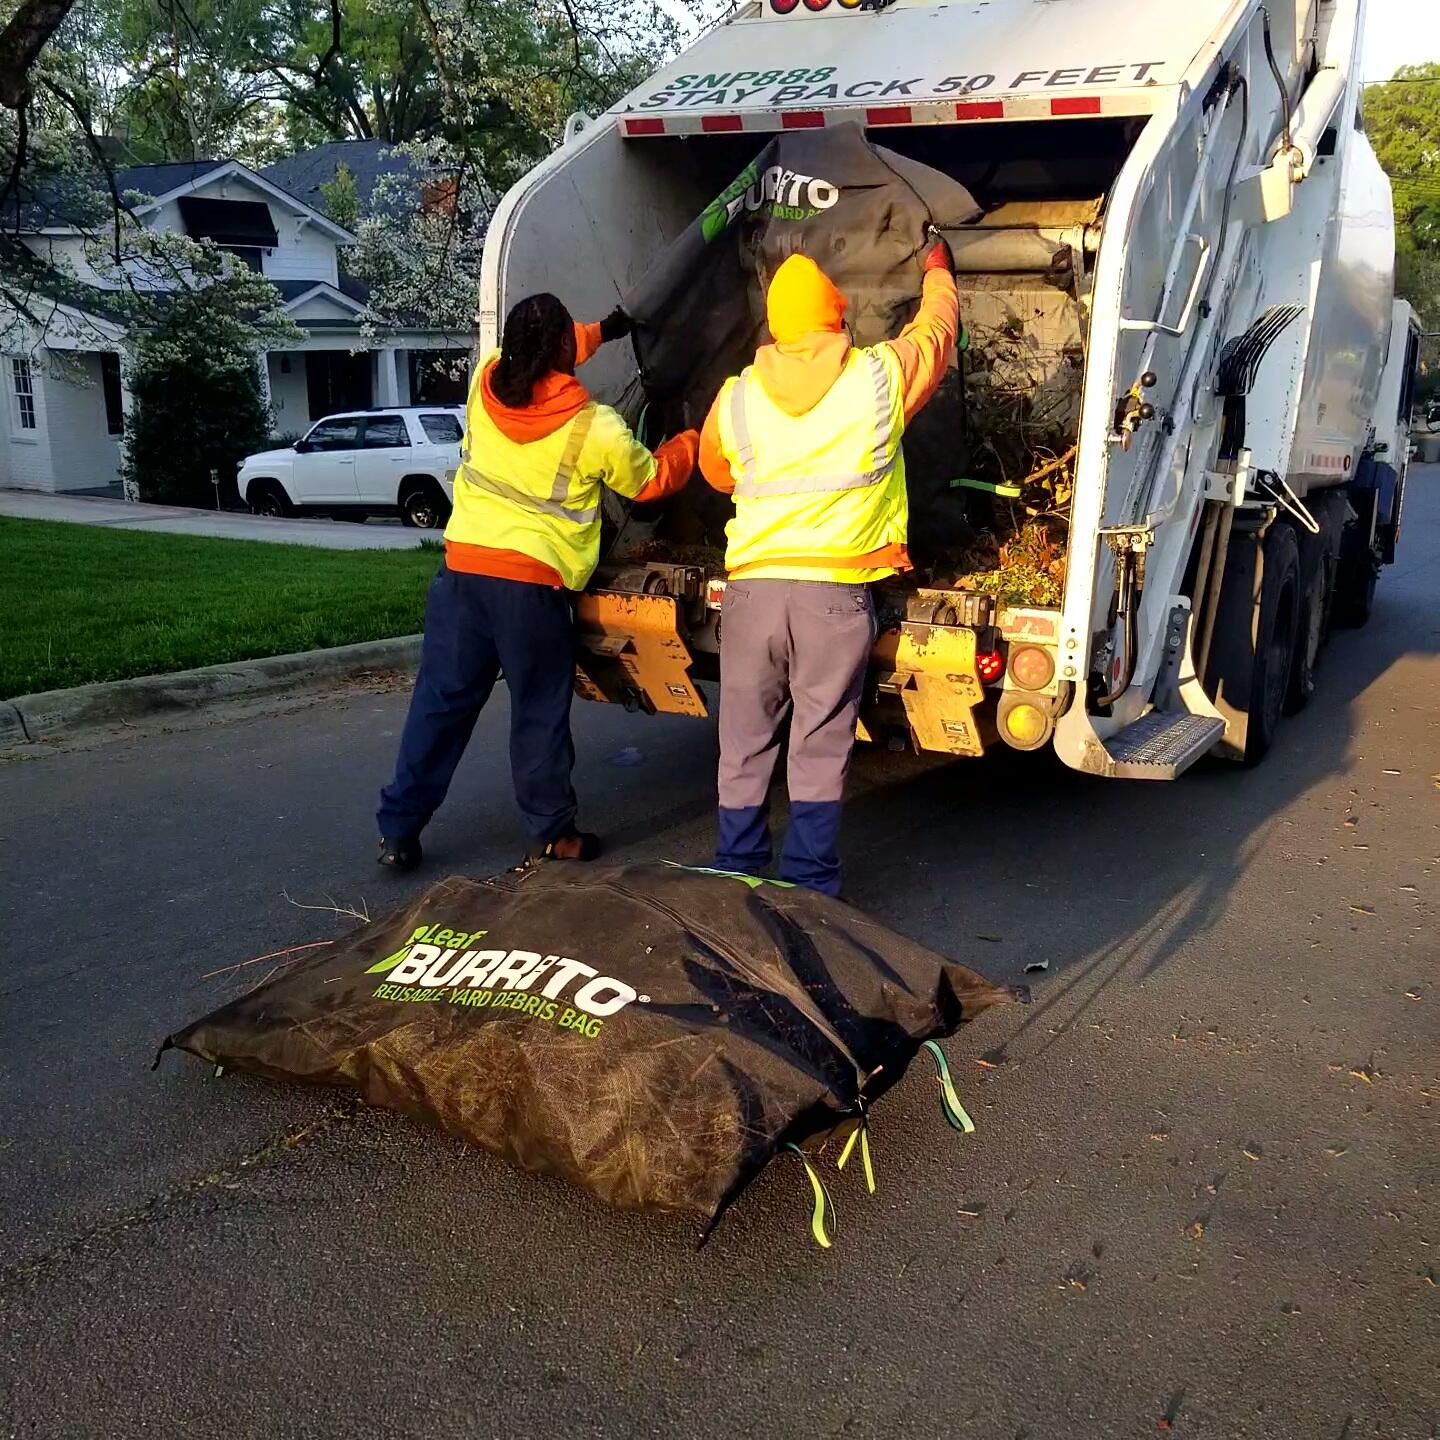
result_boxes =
[161,863,1024,1242]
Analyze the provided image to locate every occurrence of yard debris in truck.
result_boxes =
[612,123,1083,598]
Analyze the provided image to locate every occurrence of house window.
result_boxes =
[11,356,36,430]
[100,353,124,436]
[221,245,264,273]
[408,350,467,405]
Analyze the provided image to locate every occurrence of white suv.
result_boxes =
[240,407,465,528]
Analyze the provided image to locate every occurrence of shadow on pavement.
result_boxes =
[829,476,1440,1054]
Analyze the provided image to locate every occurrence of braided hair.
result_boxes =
[491,292,575,408]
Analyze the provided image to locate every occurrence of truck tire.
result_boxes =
[248,479,292,518]
[1206,520,1300,765]
[1287,499,1339,713]
[1246,522,1300,763]
[399,478,451,530]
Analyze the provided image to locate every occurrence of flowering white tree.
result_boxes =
[0,0,702,424]
[343,0,698,345]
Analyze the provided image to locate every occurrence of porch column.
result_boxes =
[375,347,402,407]
[119,350,139,502]
[256,351,274,428]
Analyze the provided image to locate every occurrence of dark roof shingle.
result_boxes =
[271,278,367,309]
[118,160,226,202]
[261,141,418,217]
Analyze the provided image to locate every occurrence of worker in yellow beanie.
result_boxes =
[698,235,959,894]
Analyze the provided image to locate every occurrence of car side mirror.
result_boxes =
[294,439,312,454]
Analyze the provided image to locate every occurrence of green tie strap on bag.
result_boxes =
[836,1114,876,1196]
[161,862,1024,1243]
[786,1144,836,1250]
[923,1040,977,1134]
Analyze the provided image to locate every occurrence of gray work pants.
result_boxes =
[715,578,877,894]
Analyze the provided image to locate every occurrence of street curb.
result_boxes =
[5,635,422,743]
[0,701,26,746]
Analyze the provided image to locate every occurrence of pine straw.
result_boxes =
[369,1017,761,1215]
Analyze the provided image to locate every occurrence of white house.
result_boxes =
[0,155,471,496]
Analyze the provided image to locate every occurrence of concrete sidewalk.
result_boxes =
[0,489,429,550]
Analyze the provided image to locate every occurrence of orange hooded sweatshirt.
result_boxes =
[446,321,699,587]
[698,254,960,572]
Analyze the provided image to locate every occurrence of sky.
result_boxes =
[1363,0,1440,81]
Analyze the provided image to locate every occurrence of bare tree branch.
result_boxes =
[0,105,30,227]
[38,74,127,264]
[312,0,343,82]
[0,0,79,110]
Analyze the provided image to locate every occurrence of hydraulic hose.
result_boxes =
[1261,8,1294,158]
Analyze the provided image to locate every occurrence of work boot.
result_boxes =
[532,828,602,864]
[377,835,423,873]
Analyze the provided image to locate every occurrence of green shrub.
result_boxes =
[125,334,271,509]
[123,256,297,509]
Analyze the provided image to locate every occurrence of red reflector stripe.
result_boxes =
[865,105,912,126]
[781,110,826,129]
[955,100,1005,121]
[701,114,744,133]
[1050,96,1102,117]
[623,117,665,136]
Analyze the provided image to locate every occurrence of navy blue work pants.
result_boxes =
[377,567,579,847]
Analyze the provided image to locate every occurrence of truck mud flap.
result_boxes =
[861,622,992,757]
[574,592,707,718]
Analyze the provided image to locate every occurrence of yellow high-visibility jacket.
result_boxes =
[446,352,663,592]
[714,344,908,583]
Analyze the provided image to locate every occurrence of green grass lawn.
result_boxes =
[0,517,441,699]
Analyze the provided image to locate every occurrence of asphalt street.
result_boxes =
[2,475,1436,1439]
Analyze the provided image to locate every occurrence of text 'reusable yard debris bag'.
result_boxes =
[164,863,1022,1242]
[620,123,981,549]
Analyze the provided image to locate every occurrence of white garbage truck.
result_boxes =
[478,0,1418,777]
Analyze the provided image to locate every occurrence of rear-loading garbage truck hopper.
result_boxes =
[478,0,1414,776]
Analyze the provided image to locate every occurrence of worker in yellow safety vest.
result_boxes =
[698,235,959,894]
[376,292,699,871]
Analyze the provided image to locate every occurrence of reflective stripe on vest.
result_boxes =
[716,343,910,582]
[460,408,598,525]
[728,350,898,499]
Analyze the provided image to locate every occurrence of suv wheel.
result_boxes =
[399,479,450,530]
[249,480,292,518]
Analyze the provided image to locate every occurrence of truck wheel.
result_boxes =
[399,479,450,530]
[1205,520,1299,765]
[1286,504,1337,714]
[1246,522,1300,764]
[249,480,292,518]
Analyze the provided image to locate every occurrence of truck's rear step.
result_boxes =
[1095,712,1225,781]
